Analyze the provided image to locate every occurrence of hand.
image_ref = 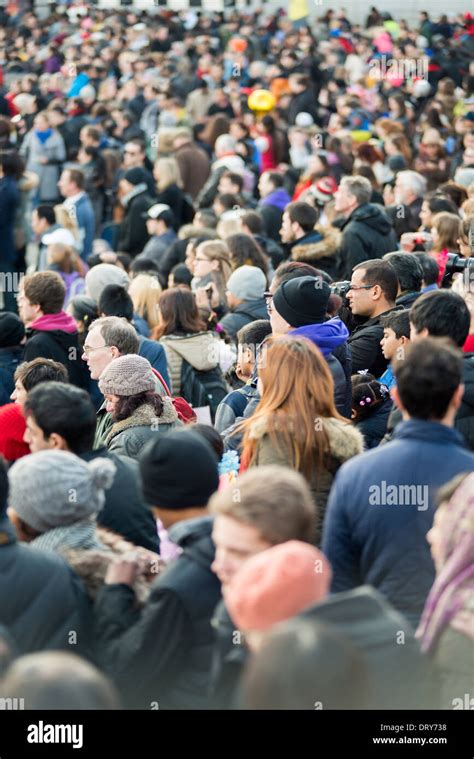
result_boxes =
[195,287,212,310]
[235,362,251,383]
[105,554,139,586]
[400,233,416,252]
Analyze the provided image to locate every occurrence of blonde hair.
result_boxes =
[217,215,243,239]
[47,243,81,274]
[196,240,233,283]
[54,204,80,240]
[128,274,162,329]
[155,156,183,192]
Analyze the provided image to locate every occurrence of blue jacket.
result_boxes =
[322,419,474,628]
[138,336,170,389]
[73,194,95,261]
[291,319,352,418]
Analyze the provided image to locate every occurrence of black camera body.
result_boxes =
[331,281,352,298]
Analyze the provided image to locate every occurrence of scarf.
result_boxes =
[31,517,105,554]
[121,182,148,208]
[416,472,474,653]
[35,128,53,145]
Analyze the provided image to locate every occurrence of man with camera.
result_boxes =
[346,259,400,377]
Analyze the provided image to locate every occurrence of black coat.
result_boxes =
[259,203,284,242]
[347,307,399,377]
[0,346,23,407]
[300,587,438,709]
[337,203,398,280]
[355,397,392,449]
[116,189,154,258]
[155,183,187,230]
[456,352,474,451]
[209,600,248,710]
[94,516,221,709]
[0,516,92,657]
[81,449,159,553]
[24,329,89,390]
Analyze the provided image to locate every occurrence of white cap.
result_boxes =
[147,204,172,220]
[42,228,77,247]
[295,112,315,127]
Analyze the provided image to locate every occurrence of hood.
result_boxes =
[291,318,349,357]
[344,203,393,235]
[248,415,363,461]
[291,225,341,263]
[168,515,215,570]
[392,419,467,447]
[261,187,291,211]
[161,331,219,371]
[212,154,245,173]
[233,299,268,319]
[28,311,77,335]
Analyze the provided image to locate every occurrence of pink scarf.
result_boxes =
[416,473,474,653]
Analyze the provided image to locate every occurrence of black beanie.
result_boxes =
[123,167,148,186]
[0,313,25,348]
[272,276,331,327]
[139,429,220,510]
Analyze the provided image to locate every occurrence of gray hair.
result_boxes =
[215,134,237,157]
[89,316,139,355]
[340,175,372,206]
[396,170,427,198]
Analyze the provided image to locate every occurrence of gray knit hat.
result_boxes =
[8,451,116,533]
[98,354,156,397]
[226,265,266,301]
[85,264,130,305]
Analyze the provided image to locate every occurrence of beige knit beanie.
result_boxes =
[98,354,156,397]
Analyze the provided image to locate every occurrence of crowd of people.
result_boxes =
[0,1,473,711]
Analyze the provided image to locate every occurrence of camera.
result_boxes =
[331,281,351,298]
[443,253,474,276]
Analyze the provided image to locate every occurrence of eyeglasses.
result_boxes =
[349,284,375,292]
[83,344,109,356]
[195,257,210,262]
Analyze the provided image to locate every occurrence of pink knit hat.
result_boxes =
[225,540,332,632]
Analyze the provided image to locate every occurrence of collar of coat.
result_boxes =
[106,398,178,444]
[291,224,341,262]
[247,416,364,462]
[122,182,148,207]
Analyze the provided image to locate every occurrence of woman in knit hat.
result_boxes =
[239,335,363,544]
[7,450,161,602]
[98,354,180,460]
[416,472,474,708]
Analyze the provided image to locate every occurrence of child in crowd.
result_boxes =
[214,319,271,434]
[351,373,392,449]
[379,309,411,390]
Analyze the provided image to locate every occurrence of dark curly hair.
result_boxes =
[112,391,164,422]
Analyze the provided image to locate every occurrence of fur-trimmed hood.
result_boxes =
[106,398,178,445]
[61,527,165,604]
[291,225,342,263]
[248,416,364,462]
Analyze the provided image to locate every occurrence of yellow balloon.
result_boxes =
[248,89,276,114]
